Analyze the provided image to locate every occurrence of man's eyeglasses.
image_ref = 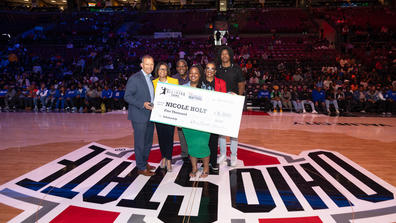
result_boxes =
[206,67,216,71]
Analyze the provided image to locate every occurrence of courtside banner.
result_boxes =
[150,82,245,138]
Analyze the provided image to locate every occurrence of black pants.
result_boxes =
[364,101,378,113]
[65,98,74,108]
[379,100,392,113]
[259,98,272,112]
[0,97,5,108]
[209,134,219,166]
[74,97,85,108]
[155,123,175,160]
[102,98,113,110]
[113,98,126,110]
[88,97,101,109]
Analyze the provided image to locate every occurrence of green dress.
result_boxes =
[182,128,210,158]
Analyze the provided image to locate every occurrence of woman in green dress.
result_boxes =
[183,65,211,178]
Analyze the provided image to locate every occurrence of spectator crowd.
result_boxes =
[1,7,395,116]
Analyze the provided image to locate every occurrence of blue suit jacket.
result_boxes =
[124,71,152,122]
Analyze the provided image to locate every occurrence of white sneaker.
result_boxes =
[303,109,307,113]
[336,110,340,115]
[230,155,237,167]
[217,154,226,164]
[312,110,318,114]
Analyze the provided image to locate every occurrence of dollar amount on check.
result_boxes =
[150,82,245,138]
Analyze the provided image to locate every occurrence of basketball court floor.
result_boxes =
[0,112,395,223]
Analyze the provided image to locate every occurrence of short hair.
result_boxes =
[205,61,216,68]
[141,55,154,63]
[154,62,171,78]
[176,59,188,67]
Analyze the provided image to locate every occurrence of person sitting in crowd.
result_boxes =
[35,83,48,112]
[86,85,101,113]
[65,85,78,112]
[301,85,318,113]
[4,85,17,112]
[55,86,66,112]
[335,87,346,113]
[113,86,126,111]
[325,86,340,115]
[257,85,271,112]
[291,85,303,113]
[312,86,326,113]
[353,85,367,112]
[0,85,8,111]
[271,85,282,112]
[76,83,87,113]
[364,85,379,113]
[47,85,57,112]
[343,86,354,113]
[101,85,113,112]
[281,86,292,111]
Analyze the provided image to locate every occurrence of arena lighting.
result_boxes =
[2,34,11,38]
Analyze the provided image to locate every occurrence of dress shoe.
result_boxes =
[146,164,156,171]
[138,169,155,176]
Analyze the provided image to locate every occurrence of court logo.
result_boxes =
[0,142,395,223]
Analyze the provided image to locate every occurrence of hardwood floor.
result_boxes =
[0,112,395,222]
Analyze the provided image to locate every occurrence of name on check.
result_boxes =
[150,82,245,138]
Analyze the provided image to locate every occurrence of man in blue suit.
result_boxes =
[124,55,156,176]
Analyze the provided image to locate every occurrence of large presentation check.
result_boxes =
[150,82,245,138]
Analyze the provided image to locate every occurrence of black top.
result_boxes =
[300,90,311,100]
[326,89,335,100]
[202,79,215,91]
[291,91,299,100]
[216,64,245,94]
